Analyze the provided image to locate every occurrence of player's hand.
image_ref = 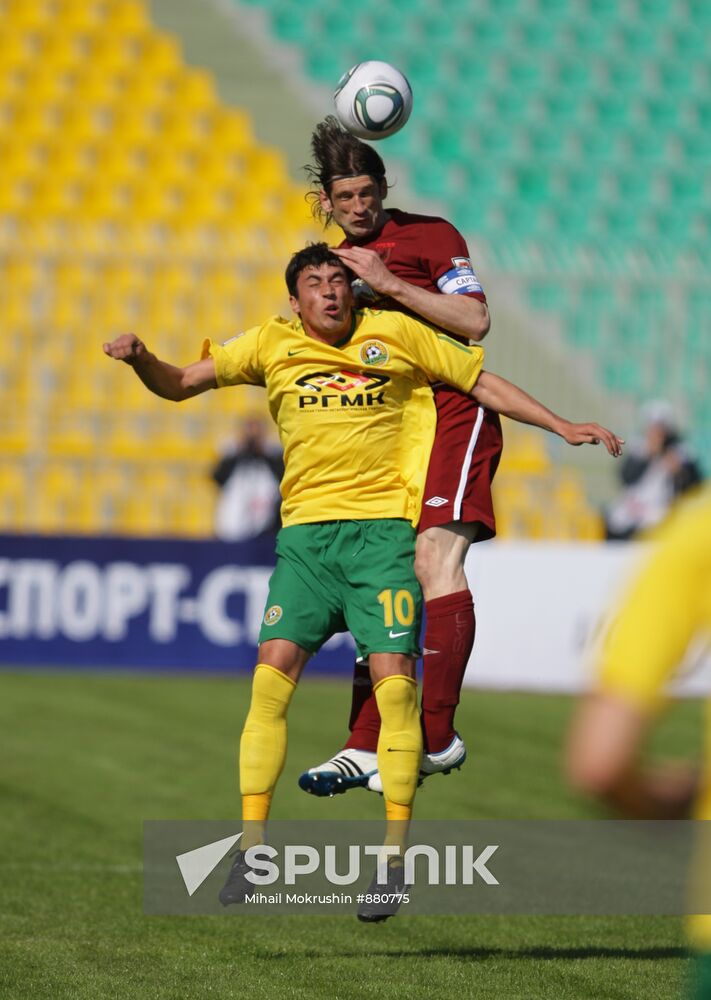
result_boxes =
[332,246,400,296]
[560,421,624,457]
[103,334,148,365]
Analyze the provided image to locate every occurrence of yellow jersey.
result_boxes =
[203,309,484,528]
[597,490,711,945]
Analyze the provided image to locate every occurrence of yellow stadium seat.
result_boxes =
[105,0,150,32]
[5,0,610,541]
[137,32,182,75]
[2,0,55,30]
[33,463,81,533]
[172,69,218,111]
[0,463,28,529]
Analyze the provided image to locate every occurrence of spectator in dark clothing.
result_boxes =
[211,417,283,542]
[604,400,703,541]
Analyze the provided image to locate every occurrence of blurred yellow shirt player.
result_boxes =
[570,490,711,997]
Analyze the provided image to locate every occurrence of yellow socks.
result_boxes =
[239,664,296,849]
[374,674,422,836]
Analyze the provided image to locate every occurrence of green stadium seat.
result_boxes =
[565,17,616,56]
[685,0,711,24]
[573,126,623,166]
[522,123,564,160]
[318,8,368,44]
[624,125,675,166]
[643,94,687,130]
[409,157,450,200]
[545,201,595,240]
[566,310,603,352]
[527,281,569,314]
[668,23,710,58]
[539,90,588,127]
[459,162,508,203]
[514,17,567,51]
[589,92,636,130]
[534,0,571,13]
[612,167,660,206]
[469,16,509,50]
[550,54,595,93]
[511,164,553,204]
[501,55,550,94]
[679,129,711,164]
[428,121,467,163]
[469,120,521,160]
[654,57,704,99]
[492,199,545,238]
[446,45,497,88]
[635,0,683,23]
[271,2,312,42]
[558,164,605,202]
[665,169,706,207]
[305,44,353,84]
[601,356,644,395]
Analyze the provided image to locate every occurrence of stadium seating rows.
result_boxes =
[0,0,605,539]
[241,0,710,461]
[0,0,317,536]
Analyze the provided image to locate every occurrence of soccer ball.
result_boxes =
[333,61,413,141]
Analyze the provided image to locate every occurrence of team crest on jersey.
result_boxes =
[263,605,283,626]
[360,340,389,367]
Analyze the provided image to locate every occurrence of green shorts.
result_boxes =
[258,519,422,660]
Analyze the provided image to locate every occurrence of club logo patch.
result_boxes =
[263,605,283,626]
[294,370,390,409]
[360,340,389,366]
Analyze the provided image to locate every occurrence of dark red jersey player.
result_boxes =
[299,120,502,796]
[341,209,502,540]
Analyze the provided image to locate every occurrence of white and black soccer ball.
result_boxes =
[333,61,413,141]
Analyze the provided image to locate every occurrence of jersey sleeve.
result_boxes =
[200,325,264,387]
[396,314,484,394]
[598,496,711,713]
[423,220,487,302]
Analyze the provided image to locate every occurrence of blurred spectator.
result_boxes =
[211,417,283,542]
[604,400,703,540]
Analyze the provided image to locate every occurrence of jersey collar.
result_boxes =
[333,311,358,349]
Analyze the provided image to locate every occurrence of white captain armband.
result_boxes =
[436,257,484,295]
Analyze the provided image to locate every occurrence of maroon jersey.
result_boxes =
[342,208,501,538]
[341,208,487,336]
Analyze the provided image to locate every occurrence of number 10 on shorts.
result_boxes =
[377,589,415,628]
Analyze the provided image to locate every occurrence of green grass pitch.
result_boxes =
[0,670,701,999]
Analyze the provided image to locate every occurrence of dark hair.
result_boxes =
[284,242,350,297]
[304,116,387,225]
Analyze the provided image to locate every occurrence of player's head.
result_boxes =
[305,117,388,238]
[286,243,355,337]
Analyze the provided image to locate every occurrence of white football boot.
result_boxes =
[366,734,467,795]
[298,748,378,797]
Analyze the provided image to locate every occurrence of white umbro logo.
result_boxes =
[424,496,448,507]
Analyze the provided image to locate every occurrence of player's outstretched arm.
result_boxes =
[333,246,490,342]
[103,334,217,401]
[471,370,624,457]
[567,692,697,818]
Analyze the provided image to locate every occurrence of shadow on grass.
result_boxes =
[257,945,689,961]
